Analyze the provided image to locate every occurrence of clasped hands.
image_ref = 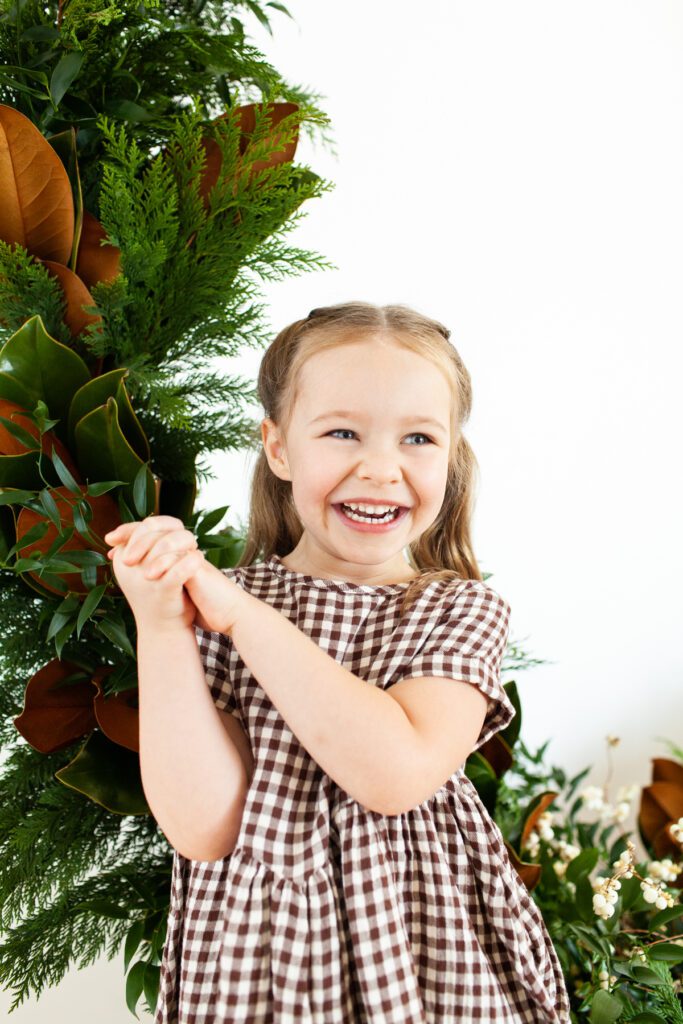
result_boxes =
[104,515,243,636]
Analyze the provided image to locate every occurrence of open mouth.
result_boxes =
[332,503,409,531]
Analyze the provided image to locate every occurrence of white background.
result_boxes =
[5,1,682,1019]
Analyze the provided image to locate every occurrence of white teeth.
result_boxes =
[341,505,400,524]
[344,502,398,514]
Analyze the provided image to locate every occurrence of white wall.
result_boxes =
[208,0,683,797]
[6,2,681,1019]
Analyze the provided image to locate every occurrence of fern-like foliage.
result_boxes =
[0,0,336,208]
[0,1,338,1016]
[0,241,71,345]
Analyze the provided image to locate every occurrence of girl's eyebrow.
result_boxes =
[309,410,448,434]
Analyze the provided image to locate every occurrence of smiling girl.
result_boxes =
[106,301,570,1023]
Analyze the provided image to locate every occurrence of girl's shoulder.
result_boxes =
[417,573,512,628]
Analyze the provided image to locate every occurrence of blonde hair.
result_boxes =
[237,300,484,616]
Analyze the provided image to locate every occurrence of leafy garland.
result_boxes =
[0,0,337,1016]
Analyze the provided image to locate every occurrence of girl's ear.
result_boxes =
[261,417,291,481]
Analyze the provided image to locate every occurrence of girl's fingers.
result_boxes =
[104,515,183,546]
[154,548,205,586]
[143,543,200,579]
[117,524,189,565]
[126,530,198,571]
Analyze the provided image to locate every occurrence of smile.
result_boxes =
[332,503,409,533]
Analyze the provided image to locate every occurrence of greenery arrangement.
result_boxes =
[0,1,680,1022]
[479,665,683,1022]
[0,0,336,1016]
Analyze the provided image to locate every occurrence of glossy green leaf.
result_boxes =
[7,518,49,559]
[610,960,636,980]
[104,98,154,121]
[57,549,106,566]
[574,875,596,923]
[95,615,135,658]
[38,487,61,528]
[13,556,47,571]
[76,581,107,634]
[47,601,78,641]
[0,65,50,96]
[142,961,161,1016]
[650,904,683,930]
[71,500,98,544]
[54,616,76,657]
[618,875,644,911]
[565,765,592,802]
[48,442,81,494]
[631,963,668,986]
[74,396,155,518]
[648,941,683,964]
[71,898,129,919]
[49,51,84,108]
[68,368,149,462]
[499,679,521,748]
[54,729,149,814]
[588,989,622,1022]
[125,959,146,1016]
[0,414,40,450]
[0,316,90,435]
[124,919,145,971]
[196,504,230,535]
[86,479,129,496]
[0,487,38,505]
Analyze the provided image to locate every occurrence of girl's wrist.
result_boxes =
[134,616,196,638]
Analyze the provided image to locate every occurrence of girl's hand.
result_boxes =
[105,516,201,633]
[105,516,244,636]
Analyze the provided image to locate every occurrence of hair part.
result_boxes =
[237,300,484,616]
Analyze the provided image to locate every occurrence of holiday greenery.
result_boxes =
[0,0,681,1019]
[0,0,336,1016]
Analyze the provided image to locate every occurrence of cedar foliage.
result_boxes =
[0,0,336,1015]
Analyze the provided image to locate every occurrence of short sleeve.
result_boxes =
[193,567,243,720]
[391,581,515,754]
[194,626,240,718]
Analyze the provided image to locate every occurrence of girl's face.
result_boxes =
[261,334,453,585]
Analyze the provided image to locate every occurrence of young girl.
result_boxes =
[106,302,571,1023]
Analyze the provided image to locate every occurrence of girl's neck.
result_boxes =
[279,552,419,586]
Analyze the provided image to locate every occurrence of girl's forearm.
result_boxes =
[136,623,249,861]
[230,590,421,815]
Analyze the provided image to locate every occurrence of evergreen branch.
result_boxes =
[0,241,71,345]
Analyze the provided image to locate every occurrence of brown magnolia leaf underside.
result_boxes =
[0,104,74,263]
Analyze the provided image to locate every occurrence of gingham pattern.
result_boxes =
[154,555,571,1023]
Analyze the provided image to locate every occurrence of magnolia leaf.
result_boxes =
[0,104,74,262]
[0,315,90,433]
[48,127,84,269]
[75,209,121,288]
[68,368,149,463]
[54,728,149,814]
[38,259,102,338]
[74,397,154,518]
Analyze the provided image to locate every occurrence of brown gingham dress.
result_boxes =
[154,554,571,1023]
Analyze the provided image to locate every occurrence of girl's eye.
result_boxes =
[326,429,434,445]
